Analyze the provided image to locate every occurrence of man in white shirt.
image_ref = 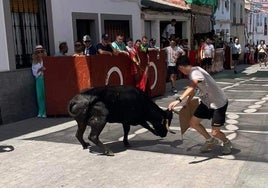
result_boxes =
[168,56,232,155]
[161,19,176,48]
[164,39,185,93]
[200,38,215,73]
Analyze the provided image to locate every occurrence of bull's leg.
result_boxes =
[140,121,159,136]
[89,123,114,156]
[76,123,90,149]
[122,123,131,147]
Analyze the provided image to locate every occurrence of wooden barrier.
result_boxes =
[43,50,167,115]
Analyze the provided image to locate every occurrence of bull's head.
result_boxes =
[154,109,175,137]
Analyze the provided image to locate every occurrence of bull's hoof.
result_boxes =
[83,142,90,149]
[123,141,131,147]
[104,150,114,156]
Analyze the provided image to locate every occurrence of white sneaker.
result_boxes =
[200,137,218,152]
[41,115,47,118]
[222,139,232,155]
[172,87,178,93]
[37,114,41,118]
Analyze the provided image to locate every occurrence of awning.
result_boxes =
[141,0,190,11]
[185,0,217,6]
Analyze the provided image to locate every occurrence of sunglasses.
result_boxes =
[75,44,82,47]
[35,51,44,54]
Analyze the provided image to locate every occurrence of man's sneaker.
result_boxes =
[172,87,178,93]
[222,139,232,155]
[200,137,218,153]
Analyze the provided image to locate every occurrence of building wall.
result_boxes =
[49,0,141,55]
[214,0,231,42]
[0,0,142,125]
[0,69,37,125]
[141,10,191,47]
[0,0,10,71]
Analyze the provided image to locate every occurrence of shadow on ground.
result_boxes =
[0,117,72,141]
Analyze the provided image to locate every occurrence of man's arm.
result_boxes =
[168,79,198,110]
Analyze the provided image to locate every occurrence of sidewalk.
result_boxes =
[0,63,267,188]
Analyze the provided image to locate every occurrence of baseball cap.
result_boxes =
[150,38,156,42]
[83,35,91,42]
[34,45,44,52]
[102,33,109,40]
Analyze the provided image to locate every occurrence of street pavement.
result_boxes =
[0,63,267,188]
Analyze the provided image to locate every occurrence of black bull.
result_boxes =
[68,85,174,156]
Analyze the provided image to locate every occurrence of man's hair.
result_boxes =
[59,42,67,50]
[142,36,148,40]
[171,19,176,22]
[176,55,190,67]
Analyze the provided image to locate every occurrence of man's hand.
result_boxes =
[168,100,180,111]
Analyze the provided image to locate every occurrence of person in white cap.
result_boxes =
[32,45,47,118]
[83,35,97,56]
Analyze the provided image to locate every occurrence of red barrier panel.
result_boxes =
[89,54,134,87]
[188,50,197,66]
[43,51,167,115]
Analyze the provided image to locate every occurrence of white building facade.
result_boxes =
[214,0,245,47]
[0,0,142,72]
[0,0,142,124]
[245,0,268,45]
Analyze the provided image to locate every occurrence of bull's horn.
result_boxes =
[172,110,180,115]
[165,120,176,134]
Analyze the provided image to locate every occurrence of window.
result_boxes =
[104,20,130,42]
[144,21,152,40]
[233,2,236,24]
[10,0,49,69]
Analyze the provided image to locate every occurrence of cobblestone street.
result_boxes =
[0,64,267,188]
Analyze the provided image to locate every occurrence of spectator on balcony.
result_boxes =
[32,45,47,118]
[55,41,68,56]
[138,36,151,64]
[83,35,97,56]
[200,37,215,73]
[112,34,128,55]
[149,38,160,51]
[96,33,117,56]
[126,37,141,87]
[73,41,84,56]
[161,19,176,48]
[231,37,242,74]
[134,39,141,52]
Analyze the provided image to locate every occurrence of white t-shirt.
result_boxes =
[32,61,44,78]
[162,24,175,39]
[165,46,184,67]
[201,43,214,58]
[257,44,266,53]
[189,66,228,109]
